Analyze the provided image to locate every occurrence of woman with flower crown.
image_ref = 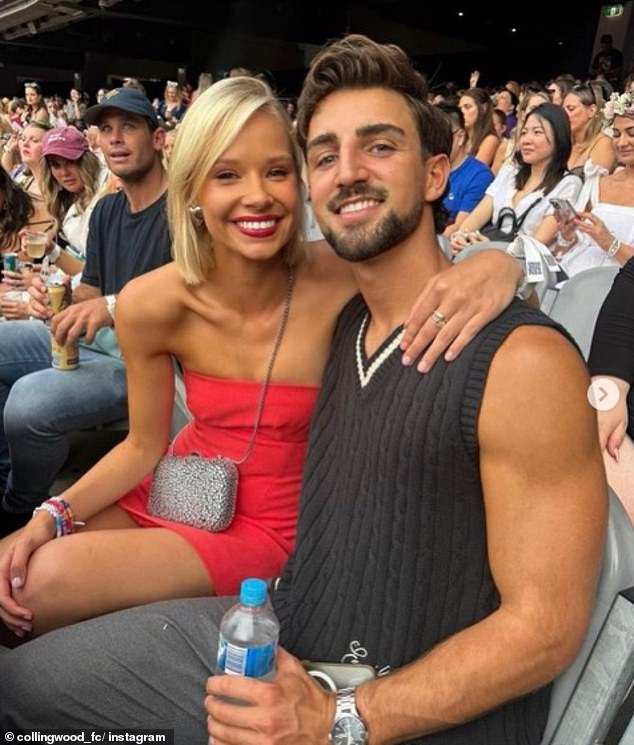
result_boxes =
[553,90,634,276]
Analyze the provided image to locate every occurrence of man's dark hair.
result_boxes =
[498,87,519,109]
[296,34,452,231]
[0,166,34,249]
[435,101,465,132]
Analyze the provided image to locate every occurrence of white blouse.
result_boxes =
[486,164,583,237]
[560,171,633,277]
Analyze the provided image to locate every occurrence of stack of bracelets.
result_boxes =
[33,497,85,537]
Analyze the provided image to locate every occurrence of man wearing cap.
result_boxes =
[0,88,171,533]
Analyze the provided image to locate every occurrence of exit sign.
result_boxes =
[603,4,624,17]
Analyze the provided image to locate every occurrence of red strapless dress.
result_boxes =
[118,369,319,595]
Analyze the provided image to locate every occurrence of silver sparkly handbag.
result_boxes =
[146,269,294,533]
[147,452,238,532]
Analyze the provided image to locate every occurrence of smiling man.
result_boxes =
[202,35,604,745]
[0,36,607,745]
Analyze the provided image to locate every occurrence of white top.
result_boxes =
[486,164,582,237]
[560,172,632,277]
[59,197,96,259]
[58,167,110,258]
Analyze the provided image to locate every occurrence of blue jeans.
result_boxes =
[0,320,128,513]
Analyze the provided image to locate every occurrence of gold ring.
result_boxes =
[431,309,446,329]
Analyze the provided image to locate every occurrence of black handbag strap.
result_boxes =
[495,206,518,232]
[514,197,542,229]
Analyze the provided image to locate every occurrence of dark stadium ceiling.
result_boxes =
[0,0,607,47]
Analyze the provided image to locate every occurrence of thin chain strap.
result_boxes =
[168,268,294,461]
[232,267,294,466]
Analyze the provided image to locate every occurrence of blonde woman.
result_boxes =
[0,122,55,236]
[564,82,616,176]
[0,124,54,307]
[162,127,177,166]
[0,76,525,639]
[40,126,107,276]
[157,81,187,129]
[555,91,634,276]
[190,71,213,104]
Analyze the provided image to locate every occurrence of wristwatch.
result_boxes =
[330,688,368,745]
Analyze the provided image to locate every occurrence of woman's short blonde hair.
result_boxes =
[168,76,305,285]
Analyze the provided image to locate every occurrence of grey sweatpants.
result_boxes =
[0,596,236,744]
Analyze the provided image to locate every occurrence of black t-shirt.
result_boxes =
[81,190,172,295]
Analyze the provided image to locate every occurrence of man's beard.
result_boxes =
[321,200,423,263]
[322,184,423,261]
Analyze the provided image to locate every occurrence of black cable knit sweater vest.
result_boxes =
[273,295,570,744]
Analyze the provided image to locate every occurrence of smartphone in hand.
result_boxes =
[549,198,577,223]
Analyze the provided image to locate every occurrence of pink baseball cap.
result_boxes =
[42,127,89,161]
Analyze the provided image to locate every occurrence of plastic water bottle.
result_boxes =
[217,578,279,680]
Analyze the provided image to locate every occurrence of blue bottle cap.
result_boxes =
[239,578,267,607]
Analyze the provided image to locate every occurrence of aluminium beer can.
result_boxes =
[3,253,18,273]
[47,283,79,370]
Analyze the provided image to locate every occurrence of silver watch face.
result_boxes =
[332,713,367,744]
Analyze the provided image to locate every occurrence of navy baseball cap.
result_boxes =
[84,87,159,128]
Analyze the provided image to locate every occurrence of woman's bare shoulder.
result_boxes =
[590,133,618,170]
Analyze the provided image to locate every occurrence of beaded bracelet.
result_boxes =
[607,237,622,258]
[33,497,85,538]
[33,502,64,537]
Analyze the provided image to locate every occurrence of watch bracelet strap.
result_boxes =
[336,687,358,715]
[332,686,368,743]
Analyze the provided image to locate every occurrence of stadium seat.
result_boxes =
[540,265,620,360]
[541,489,634,744]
